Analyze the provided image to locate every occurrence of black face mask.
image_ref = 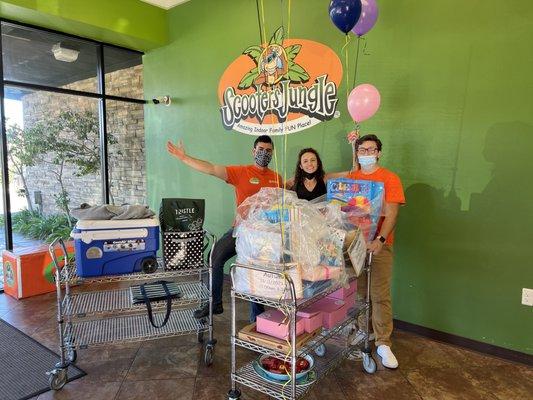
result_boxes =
[302,170,317,179]
[254,148,272,167]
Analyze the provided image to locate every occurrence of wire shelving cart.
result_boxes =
[46,231,217,390]
[227,253,376,400]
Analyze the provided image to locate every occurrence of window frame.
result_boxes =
[0,18,146,251]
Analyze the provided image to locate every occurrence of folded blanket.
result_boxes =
[72,203,155,220]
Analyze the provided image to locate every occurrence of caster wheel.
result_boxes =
[197,331,204,343]
[48,368,68,390]
[227,389,241,400]
[204,345,214,366]
[67,348,77,363]
[141,257,158,274]
[315,344,326,357]
[362,352,377,374]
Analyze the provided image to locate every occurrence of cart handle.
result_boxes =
[48,237,69,272]
[367,251,373,265]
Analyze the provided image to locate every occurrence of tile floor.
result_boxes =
[0,283,531,400]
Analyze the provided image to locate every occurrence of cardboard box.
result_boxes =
[344,292,356,310]
[327,280,356,300]
[314,297,347,329]
[2,242,74,299]
[233,262,304,300]
[256,309,305,340]
[296,308,323,333]
[238,323,321,353]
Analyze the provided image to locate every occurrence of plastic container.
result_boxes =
[71,218,159,277]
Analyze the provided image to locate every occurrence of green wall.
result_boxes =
[0,0,167,50]
[143,0,533,354]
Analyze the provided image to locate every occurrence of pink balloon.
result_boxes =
[347,84,381,122]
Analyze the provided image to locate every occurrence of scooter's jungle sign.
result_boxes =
[218,27,342,135]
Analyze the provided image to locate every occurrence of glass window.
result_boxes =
[106,100,146,205]
[104,46,143,99]
[1,22,99,92]
[0,21,145,254]
[4,86,102,249]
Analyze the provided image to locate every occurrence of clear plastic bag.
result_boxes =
[233,188,349,300]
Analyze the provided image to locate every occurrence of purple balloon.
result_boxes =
[352,0,379,36]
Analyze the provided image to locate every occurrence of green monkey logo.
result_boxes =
[43,253,75,283]
[4,261,14,287]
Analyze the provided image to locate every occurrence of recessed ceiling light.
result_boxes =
[139,0,191,9]
[52,43,79,63]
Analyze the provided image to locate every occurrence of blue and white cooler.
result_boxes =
[71,218,160,277]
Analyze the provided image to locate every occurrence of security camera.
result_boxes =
[152,96,171,106]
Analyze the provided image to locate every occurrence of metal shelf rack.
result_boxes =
[65,308,209,349]
[47,232,217,391]
[63,281,210,317]
[227,256,377,400]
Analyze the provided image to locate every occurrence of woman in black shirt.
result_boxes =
[290,148,327,201]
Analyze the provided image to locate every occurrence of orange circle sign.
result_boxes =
[218,28,342,135]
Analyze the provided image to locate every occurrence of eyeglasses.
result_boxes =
[357,147,378,155]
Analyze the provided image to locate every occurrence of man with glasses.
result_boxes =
[345,133,405,369]
[167,135,281,321]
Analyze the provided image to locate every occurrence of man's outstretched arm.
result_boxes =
[167,139,228,181]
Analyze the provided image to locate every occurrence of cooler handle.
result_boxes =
[71,228,149,244]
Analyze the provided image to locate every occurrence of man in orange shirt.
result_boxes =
[167,135,281,320]
[345,133,405,369]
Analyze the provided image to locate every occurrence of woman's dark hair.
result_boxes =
[293,148,325,190]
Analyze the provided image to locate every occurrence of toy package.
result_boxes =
[326,178,385,242]
[233,188,349,300]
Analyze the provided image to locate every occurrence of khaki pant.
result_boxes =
[357,245,394,347]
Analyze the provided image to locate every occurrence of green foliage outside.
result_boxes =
[6,109,120,236]
[0,210,74,243]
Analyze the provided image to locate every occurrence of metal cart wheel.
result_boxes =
[48,368,68,390]
[362,353,377,374]
[314,344,327,357]
[227,389,241,400]
[141,257,158,274]
[204,344,214,366]
[197,331,204,343]
[66,348,77,363]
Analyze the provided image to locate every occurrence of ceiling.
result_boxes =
[2,23,142,100]
[139,0,191,9]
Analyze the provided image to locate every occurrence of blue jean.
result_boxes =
[211,228,264,321]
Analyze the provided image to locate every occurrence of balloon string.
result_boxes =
[287,0,291,38]
[362,36,370,55]
[342,34,351,104]
[352,36,361,89]
[255,0,264,45]
[273,138,286,252]
[260,0,267,46]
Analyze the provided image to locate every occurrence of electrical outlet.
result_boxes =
[522,288,533,306]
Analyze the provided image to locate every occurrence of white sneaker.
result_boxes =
[377,345,399,369]
[350,329,375,346]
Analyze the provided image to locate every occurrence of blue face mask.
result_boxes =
[358,155,377,170]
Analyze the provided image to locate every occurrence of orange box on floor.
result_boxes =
[2,242,74,299]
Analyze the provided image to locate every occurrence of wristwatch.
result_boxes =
[377,235,386,243]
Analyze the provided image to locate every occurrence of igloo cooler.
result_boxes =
[71,218,160,277]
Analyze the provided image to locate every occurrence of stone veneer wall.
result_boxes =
[21,65,146,215]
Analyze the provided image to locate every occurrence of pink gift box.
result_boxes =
[296,308,323,333]
[344,292,356,310]
[256,309,305,340]
[314,298,347,329]
[327,280,356,300]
